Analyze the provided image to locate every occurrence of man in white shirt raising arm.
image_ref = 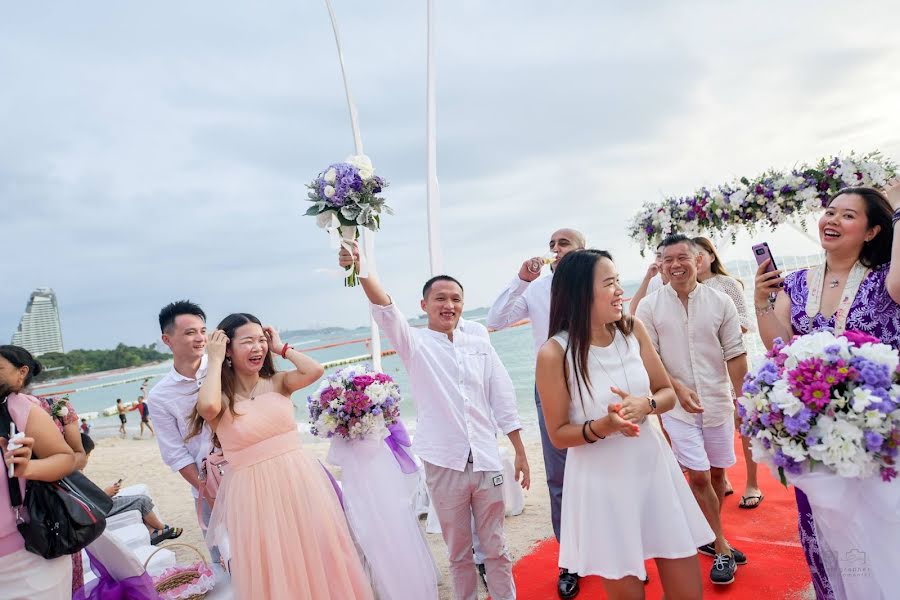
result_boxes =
[340,248,529,600]
[486,227,584,599]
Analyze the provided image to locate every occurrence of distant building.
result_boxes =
[11,288,64,356]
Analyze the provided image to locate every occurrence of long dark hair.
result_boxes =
[0,345,43,401]
[548,250,633,404]
[693,236,744,288]
[186,313,277,442]
[828,187,893,268]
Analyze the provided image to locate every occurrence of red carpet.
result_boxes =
[508,437,811,599]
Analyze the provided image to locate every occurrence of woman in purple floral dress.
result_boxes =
[753,180,900,599]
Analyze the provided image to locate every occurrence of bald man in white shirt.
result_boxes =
[341,248,530,600]
[486,228,585,598]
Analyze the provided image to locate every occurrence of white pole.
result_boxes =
[425,0,443,276]
[323,0,382,370]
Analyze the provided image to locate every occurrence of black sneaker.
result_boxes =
[710,553,737,585]
[558,569,580,599]
[698,543,747,565]
[476,563,487,588]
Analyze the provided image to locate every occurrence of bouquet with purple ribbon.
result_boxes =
[309,365,416,473]
[740,330,900,484]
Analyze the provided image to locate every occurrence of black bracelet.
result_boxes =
[582,421,597,444]
[587,420,606,440]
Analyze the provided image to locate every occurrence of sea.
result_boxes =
[32,306,542,443]
[32,274,771,443]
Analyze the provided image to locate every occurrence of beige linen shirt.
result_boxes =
[636,283,746,427]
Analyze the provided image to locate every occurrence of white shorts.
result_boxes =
[661,414,736,472]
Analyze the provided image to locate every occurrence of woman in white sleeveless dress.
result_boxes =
[536,249,713,599]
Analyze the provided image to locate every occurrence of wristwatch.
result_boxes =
[647,394,657,414]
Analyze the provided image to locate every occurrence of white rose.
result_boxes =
[345,154,375,181]
[324,168,337,184]
[324,185,336,198]
[57,406,69,418]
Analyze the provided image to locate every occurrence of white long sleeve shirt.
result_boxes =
[636,284,746,427]
[371,302,521,473]
[147,355,210,498]
[486,275,553,355]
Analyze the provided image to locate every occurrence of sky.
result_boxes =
[3,1,900,349]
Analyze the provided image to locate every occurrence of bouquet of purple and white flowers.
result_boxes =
[740,330,900,483]
[308,364,402,441]
[305,155,392,286]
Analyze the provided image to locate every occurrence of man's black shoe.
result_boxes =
[476,563,487,588]
[710,553,737,585]
[698,542,747,565]
[558,569,580,599]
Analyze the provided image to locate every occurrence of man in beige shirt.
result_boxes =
[636,234,748,586]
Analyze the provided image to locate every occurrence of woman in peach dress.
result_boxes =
[189,313,372,599]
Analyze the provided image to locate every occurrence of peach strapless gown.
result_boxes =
[207,378,373,599]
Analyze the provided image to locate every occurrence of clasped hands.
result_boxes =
[600,387,651,438]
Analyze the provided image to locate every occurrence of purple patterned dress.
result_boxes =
[783,263,900,600]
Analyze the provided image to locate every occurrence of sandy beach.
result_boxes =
[85,435,552,600]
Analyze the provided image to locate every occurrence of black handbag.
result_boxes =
[2,399,111,559]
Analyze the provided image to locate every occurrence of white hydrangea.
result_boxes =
[770,379,804,416]
[365,382,387,405]
[852,342,899,372]
[782,330,842,362]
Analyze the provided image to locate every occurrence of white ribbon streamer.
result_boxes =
[323,0,363,156]
[425,0,443,275]
[321,0,383,369]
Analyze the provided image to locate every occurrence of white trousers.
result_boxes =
[423,461,515,600]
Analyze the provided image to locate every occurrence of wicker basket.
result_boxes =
[143,543,214,600]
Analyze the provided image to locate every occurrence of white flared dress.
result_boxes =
[553,330,714,580]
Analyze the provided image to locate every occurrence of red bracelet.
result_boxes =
[281,343,291,359]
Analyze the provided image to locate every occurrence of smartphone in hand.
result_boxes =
[752,242,779,273]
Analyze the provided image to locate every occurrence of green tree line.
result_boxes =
[36,344,170,380]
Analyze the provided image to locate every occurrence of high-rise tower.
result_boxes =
[11,288,64,356]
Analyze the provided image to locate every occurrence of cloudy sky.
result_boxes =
[3,1,900,349]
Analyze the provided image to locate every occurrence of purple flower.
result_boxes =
[853,358,892,389]
[865,431,885,453]
[784,408,813,436]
